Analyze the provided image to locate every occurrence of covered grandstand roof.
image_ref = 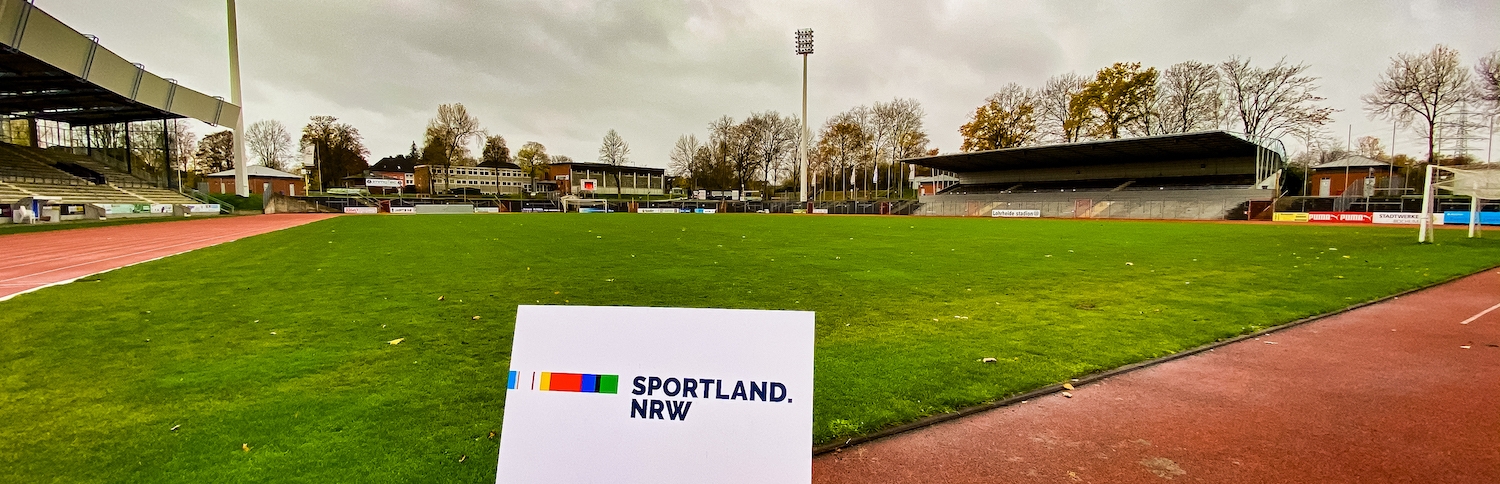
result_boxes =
[0,2,239,126]
[903,131,1281,173]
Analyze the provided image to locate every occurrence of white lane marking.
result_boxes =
[1459,301,1500,325]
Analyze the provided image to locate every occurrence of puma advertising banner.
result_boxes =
[496,305,815,483]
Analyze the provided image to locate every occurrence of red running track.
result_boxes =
[815,269,1500,483]
[0,214,336,301]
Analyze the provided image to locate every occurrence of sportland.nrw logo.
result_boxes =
[508,370,794,422]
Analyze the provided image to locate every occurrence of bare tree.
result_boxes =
[1157,61,1223,134]
[1475,50,1499,109]
[1036,73,1090,143]
[597,129,631,196]
[814,116,871,199]
[1363,45,1475,163]
[669,134,701,188]
[1220,57,1335,146]
[598,129,631,165]
[870,98,927,194]
[743,112,798,194]
[245,120,294,171]
[424,103,484,192]
[959,83,1039,151]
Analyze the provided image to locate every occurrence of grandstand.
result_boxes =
[0,141,197,204]
[905,131,1284,220]
[0,1,238,221]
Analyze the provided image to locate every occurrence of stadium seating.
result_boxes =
[0,142,199,206]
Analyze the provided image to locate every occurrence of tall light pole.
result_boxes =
[227,0,248,196]
[795,28,813,203]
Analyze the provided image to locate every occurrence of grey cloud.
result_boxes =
[36,0,1500,165]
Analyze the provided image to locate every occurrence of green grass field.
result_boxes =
[2,214,1496,482]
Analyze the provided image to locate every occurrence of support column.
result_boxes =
[124,122,133,174]
[228,0,249,196]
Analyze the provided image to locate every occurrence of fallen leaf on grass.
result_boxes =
[1063,383,1075,390]
[980,358,997,363]
[389,338,405,345]
[488,431,497,440]
[242,443,251,452]
[459,454,468,463]
[170,424,180,432]
[438,296,445,301]
[472,316,481,320]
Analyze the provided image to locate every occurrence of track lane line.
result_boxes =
[1459,301,1500,325]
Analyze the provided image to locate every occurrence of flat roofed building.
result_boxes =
[546,162,666,196]
[205,166,304,196]
[414,163,529,195]
[1306,155,1402,197]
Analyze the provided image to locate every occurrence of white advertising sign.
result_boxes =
[637,208,677,213]
[184,204,220,213]
[1373,212,1443,225]
[390,207,416,214]
[149,204,173,214]
[365,178,403,188]
[991,209,1041,218]
[496,306,814,484]
[343,206,378,214]
[474,207,501,213]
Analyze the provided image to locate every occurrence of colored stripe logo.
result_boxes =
[509,371,618,394]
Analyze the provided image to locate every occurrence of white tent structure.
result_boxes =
[1419,164,1500,242]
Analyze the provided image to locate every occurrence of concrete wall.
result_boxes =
[917,188,1272,220]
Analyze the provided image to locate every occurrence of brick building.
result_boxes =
[205,166,304,196]
[1307,155,1403,197]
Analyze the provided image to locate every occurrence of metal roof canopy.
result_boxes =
[0,47,180,125]
[903,131,1281,173]
[0,1,238,127]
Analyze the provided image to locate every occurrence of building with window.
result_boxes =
[369,156,419,189]
[1306,155,1402,197]
[545,162,667,196]
[205,166,304,196]
[414,163,530,195]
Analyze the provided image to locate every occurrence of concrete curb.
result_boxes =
[811,264,1500,455]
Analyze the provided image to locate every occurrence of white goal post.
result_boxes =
[1419,164,1500,243]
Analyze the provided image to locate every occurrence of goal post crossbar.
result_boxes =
[1419,164,1500,243]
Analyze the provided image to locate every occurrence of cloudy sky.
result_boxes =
[39,0,1500,166]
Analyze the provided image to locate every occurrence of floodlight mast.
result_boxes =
[795,29,813,204]
[227,0,248,196]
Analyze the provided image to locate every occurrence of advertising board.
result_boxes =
[343,206,378,214]
[1307,212,1373,223]
[990,209,1041,218]
[1273,212,1310,222]
[496,306,814,484]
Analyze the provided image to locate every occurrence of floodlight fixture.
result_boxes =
[795,29,814,55]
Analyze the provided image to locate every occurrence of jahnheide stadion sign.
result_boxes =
[496,306,815,483]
